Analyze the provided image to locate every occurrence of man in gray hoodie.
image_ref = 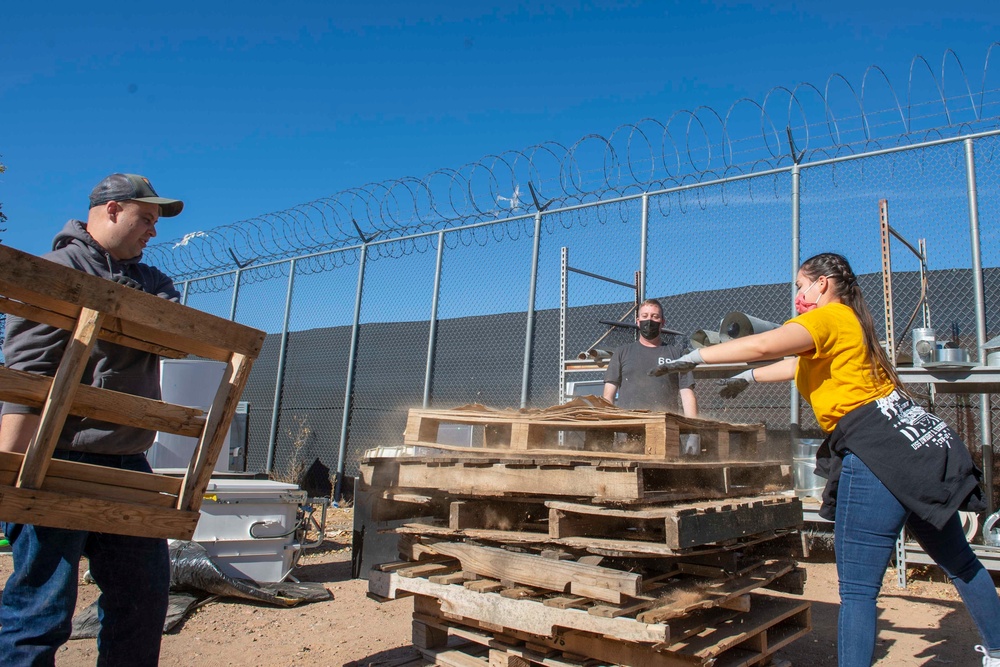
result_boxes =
[0,173,183,666]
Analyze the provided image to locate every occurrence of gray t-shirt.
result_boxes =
[603,339,695,412]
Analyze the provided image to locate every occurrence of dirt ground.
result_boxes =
[0,507,994,667]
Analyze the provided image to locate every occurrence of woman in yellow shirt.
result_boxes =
[652,253,1000,667]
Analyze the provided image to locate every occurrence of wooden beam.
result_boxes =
[17,308,104,489]
[368,569,668,644]
[0,295,187,359]
[0,366,206,437]
[0,244,265,359]
[178,352,255,511]
[0,453,183,496]
[422,541,643,603]
[0,485,200,539]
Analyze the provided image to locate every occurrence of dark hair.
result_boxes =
[799,253,906,392]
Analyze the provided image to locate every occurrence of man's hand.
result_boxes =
[648,349,703,376]
[717,369,755,399]
[112,274,142,290]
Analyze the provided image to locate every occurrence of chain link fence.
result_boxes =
[138,131,1000,503]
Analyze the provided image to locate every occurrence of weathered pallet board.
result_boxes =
[397,520,796,559]
[361,458,791,504]
[369,568,670,644]
[547,496,803,549]
[410,592,809,667]
[0,244,265,539]
[374,557,805,640]
[403,406,764,461]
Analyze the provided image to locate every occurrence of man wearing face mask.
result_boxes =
[602,300,698,449]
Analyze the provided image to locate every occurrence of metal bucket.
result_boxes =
[911,328,935,367]
[792,437,824,499]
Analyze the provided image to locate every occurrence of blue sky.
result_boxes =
[2,1,999,258]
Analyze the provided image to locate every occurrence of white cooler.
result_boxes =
[192,479,307,582]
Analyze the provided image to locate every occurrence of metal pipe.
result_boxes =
[180,280,190,306]
[640,193,649,302]
[423,231,445,408]
[334,245,368,501]
[265,259,296,474]
[790,164,801,427]
[228,267,243,321]
[565,266,634,288]
[559,247,568,407]
[521,212,543,409]
[964,138,993,514]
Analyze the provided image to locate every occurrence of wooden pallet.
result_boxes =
[435,495,802,552]
[403,402,764,461]
[0,244,264,539]
[412,593,807,667]
[371,552,804,635]
[547,497,803,550]
[361,457,791,504]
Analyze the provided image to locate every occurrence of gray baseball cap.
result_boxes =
[89,173,184,217]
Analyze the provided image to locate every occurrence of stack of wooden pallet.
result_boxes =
[364,402,810,667]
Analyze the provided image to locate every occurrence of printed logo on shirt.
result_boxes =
[876,392,953,450]
[658,357,673,365]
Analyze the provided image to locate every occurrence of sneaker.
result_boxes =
[976,645,1000,666]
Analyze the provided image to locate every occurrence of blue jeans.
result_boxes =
[0,452,170,667]
[835,452,1000,666]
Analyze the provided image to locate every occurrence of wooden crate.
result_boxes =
[403,403,764,461]
[0,244,264,540]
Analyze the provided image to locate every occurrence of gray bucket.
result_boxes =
[792,438,824,499]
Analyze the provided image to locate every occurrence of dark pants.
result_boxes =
[0,452,170,667]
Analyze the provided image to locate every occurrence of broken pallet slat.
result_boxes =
[369,569,670,644]
[422,541,644,604]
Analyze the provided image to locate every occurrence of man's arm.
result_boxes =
[679,387,697,418]
[602,382,618,404]
[0,413,39,454]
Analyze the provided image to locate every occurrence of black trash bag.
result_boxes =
[71,592,201,639]
[168,540,331,606]
[70,540,331,639]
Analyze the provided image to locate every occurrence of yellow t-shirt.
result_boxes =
[788,303,895,432]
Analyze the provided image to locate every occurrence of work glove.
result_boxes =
[111,274,143,291]
[648,349,703,376]
[717,369,755,399]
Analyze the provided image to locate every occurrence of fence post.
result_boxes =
[228,267,243,321]
[265,259,296,474]
[640,194,649,302]
[180,280,190,306]
[334,245,368,501]
[423,231,445,408]
[521,212,543,409]
[964,138,993,513]
[790,164,801,428]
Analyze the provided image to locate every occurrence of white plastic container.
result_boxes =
[149,359,230,472]
[193,479,307,582]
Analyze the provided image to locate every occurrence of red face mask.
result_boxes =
[794,280,821,315]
